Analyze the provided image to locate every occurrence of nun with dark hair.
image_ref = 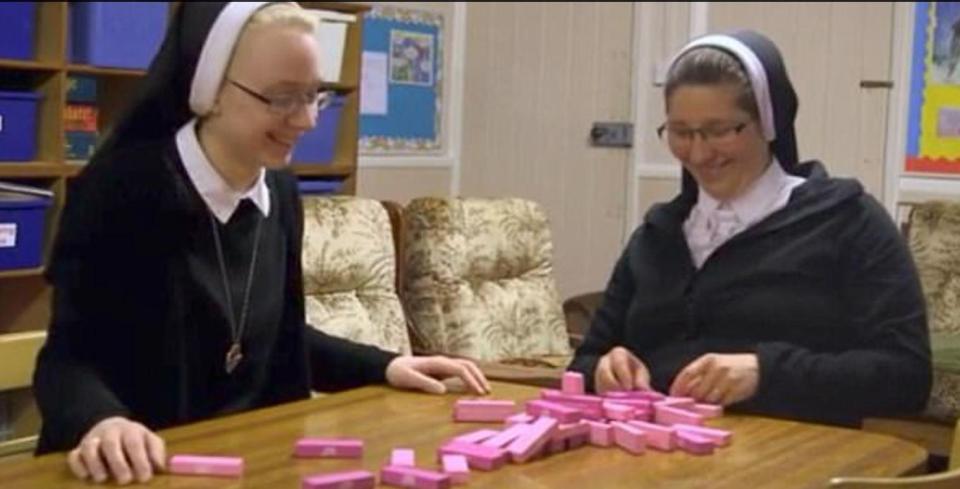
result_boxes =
[33,2,489,484]
[568,32,931,427]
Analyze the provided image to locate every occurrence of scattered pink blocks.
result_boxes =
[391,448,416,467]
[302,470,376,489]
[602,401,637,422]
[584,420,613,447]
[452,429,499,444]
[480,423,527,449]
[676,431,715,455]
[654,404,705,426]
[506,417,559,463]
[611,422,646,455]
[453,399,517,422]
[381,465,451,489]
[561,371,585,395]
[169,455,244,478]
[294,438,364,458]
[673,424,732,447]
[441,454,470,485]
[627,420,676,451]
[438,442,508,471]
[692,403,724,418]
[525,400,584,424]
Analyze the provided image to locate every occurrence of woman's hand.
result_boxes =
[67,416,166,485]
[594,346,652,394]
[386,355,491,395]
[670,353,759,405]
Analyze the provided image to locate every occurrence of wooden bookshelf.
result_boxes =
[0,1,366,456]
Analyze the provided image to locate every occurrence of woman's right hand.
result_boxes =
[594,346,652,394]
[67,416,166,485]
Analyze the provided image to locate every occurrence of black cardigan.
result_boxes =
[569,161,932,426]
[34,140,397,454]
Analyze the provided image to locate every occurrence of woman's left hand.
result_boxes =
[669,353,759,406]
[386,356,491,395]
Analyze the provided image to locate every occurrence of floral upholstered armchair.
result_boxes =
[301,196,411,355]
[401,197,573,368]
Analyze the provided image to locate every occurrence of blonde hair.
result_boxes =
[246,2,319,33]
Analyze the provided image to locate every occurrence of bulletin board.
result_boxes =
[905,2,960,175]
[359,5,444,154]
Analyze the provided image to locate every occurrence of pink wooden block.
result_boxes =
[561,371,585,395]
[673,424,732,447]
[294,438,364,458]
[553,422,590,442]
[658,397,696,409]
[381,465,451,489]
[452,429,499,444]
[604,390,666,402]
[540,390,605,419]
[437,442,508,471]
[692,403,724,418]
[584,420,613,447]
[505,413,536,426]
[654,404,705,426]
[676,431,715,455]
[599,398,652,411]
[441,455,470,485]
[480,423,527,449]
[506,417,559,463]
[302,470,375,489]
[169,455,243,478]
[453,399,517,422]
[627,420,676,451]
[611,422,646,455]
[525,399,583,424]
[602,401,637,421]
[391,448,416,467]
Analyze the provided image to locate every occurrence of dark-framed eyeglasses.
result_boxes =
[227,78,335,116]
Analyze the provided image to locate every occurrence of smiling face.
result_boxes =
[665,83,770,201]
[202,21,323,173]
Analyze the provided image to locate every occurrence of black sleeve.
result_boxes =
[567,229,639,392]
[276,173,398,393]
[750,195,932,421]
[33,164,136,454]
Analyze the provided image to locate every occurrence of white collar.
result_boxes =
[175,118,270,224]
[695,158,800,226]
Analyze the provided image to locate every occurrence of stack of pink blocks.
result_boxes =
[166,371,733,488]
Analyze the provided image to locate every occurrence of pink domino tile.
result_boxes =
[391,448,416,467]
[627,420,676,451]
[452,429,499,444]
[561,371,585,395]
[480,423,528,449]
[611,422,646,455]
[525,399,584,424]
[294,438,364,459]
[654,404,705,426]
[673,424,732,447]
[441,455,470,485]
[302,470,376,489]
[506,417,559,463]
[437,442,508,471]
[453,399,517,422]
[169,455,243,478]
[691,403,724,418]
[584,420,613,447]
[676,431,715,455]
[602,401,637,421]
[380,465,451,489]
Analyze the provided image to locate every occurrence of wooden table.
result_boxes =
[0,381,927,488]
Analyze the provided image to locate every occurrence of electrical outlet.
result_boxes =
[590,122,633,148]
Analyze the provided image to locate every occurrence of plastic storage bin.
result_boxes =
[291,95,346,164]
[0,91,41,162]
[0,192,51,271]
[298,180,344,195]
[70,2,167,69]
[0,3,37,61]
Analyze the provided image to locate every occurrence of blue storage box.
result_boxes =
[67,75,98,103]
[298,180,344,195]
[66,131,99,160]
[70,2,167,69]
[0,192,51,271]
[0,3,37,60]
[0,91,41,162]
[291,95,346,164]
